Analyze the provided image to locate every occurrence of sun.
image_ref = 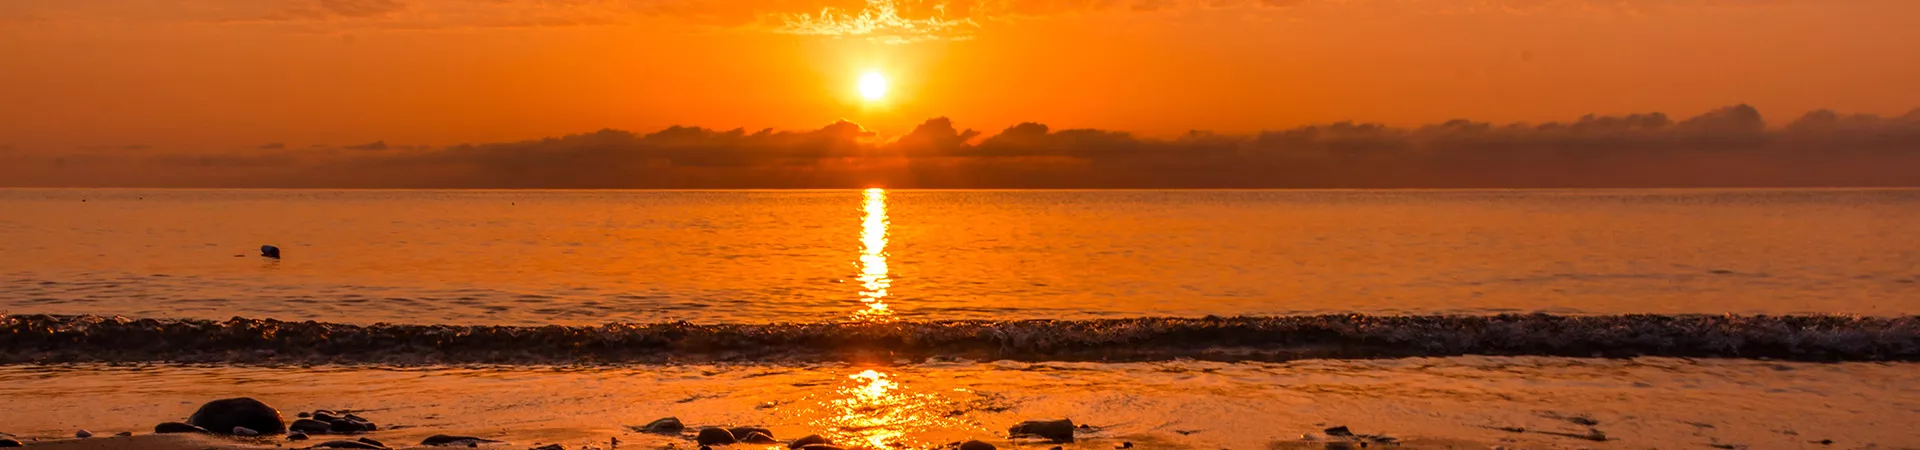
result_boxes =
[857,71,889,101]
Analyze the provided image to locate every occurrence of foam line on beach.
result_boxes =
[3,313,1915,365]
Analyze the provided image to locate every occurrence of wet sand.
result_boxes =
[3,357,1914,449]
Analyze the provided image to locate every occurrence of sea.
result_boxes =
[1,188,1916,449]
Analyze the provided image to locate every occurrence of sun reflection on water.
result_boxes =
[855,188,893,320]
[814,369,959,449]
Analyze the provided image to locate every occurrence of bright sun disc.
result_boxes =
[858,72,888,101]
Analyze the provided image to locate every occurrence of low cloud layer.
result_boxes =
[6,105,1920,188]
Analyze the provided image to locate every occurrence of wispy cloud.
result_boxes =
[778,0,978,43]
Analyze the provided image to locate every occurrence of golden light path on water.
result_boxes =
[855,188,892,320]
[813,368,968,449]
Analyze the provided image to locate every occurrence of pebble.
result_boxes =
[696,427,738,446]
[114,431,133,437]
[1009,419,1076,443]
[729,426,773,441]
[290,432,309,441]
[740,431,778,444]
[531,445,566,450]
[330,418,373,433]
[959,440,997,450]
[76,429,93,438]
[1117,442,1134,449]
[187,397,288,435]
[640,417,685,433]
[310,440,384,449]
[420,434,501,446]
[154,422,209,434]
[233,426,260,437]
[291,418,333,434]
[1324,426,1354,437]
[299,412,312,418]
[790,434,833,448]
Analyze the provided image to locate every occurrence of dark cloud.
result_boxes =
[319,0,406,18]
[7,105,1920,188]
[344,140,390,150]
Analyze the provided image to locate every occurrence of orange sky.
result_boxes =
[2,0,1919,151]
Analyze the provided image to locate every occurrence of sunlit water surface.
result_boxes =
[3,188,1918,324]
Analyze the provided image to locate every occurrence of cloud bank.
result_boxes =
[6,105,1920,188]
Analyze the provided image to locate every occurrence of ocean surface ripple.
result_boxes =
[4,313,1916,365]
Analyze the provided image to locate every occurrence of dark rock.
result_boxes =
[532,445,566,450]
[1324,426,1353,437]
[76,429,93,438]
[357,437,385,447]
[696,427,737,446]
[959,440,997,450]
[298,412,312,418]
[291,419,333,434]
[1815,439,1833,445]
[0,439,19,448]
[329,419,370,433]
[187,397,287,435]
[154,422,208,434]
[1117,442,1133,449]
[311,440,384,449]
[312,411,340,422]
[1568,416,1600,426]
[700,446,712,450]
[290,432,309,441]
[114,431,133,437]
[790,434,832,449]
[730,427,773,440]
[261,245,281,258]
[639,417,685,433]
[421,435,500,446]
[741,431,778,444]
[1009,419,1076,443]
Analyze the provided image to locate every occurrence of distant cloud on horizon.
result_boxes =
[5,105,1919,189]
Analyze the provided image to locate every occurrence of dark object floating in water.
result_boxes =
[187,397,286,435]
[260,245,280,258]
[1010,419,1075,443]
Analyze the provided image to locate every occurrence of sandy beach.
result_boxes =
[4,357,1913,450]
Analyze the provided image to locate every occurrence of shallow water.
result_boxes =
[1,358,1914,449]
[3,188,1918,325]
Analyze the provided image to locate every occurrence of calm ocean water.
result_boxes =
[2,188,1917,325]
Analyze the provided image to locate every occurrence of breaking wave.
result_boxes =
[3,314,1916,365]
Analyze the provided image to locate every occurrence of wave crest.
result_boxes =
[3,314,1916,365]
